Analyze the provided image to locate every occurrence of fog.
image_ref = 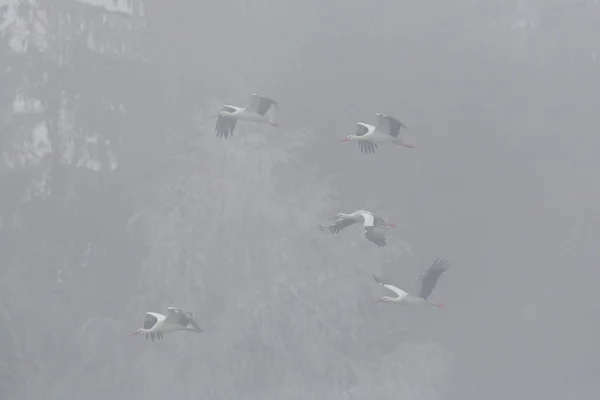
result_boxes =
[1,0,599,399]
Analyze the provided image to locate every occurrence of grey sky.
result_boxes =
[0,1,599,399]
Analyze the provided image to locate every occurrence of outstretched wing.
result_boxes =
[165,307,203,332]
[365,226,387,247]
[143,313,159,330]
[373,274,406,297]
[180,311,203,332]
[375,113,407,138]
[246,93,279,116]
[215,106,238,139]
[355,123,371,136]
[326,218,358,234]
[355,123,378,154]
[416,259,450,300]
[360,212,387,247]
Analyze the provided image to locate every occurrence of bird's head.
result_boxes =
[340,135,355,142]
[130,329,144,336]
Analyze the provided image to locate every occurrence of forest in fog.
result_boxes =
[1,1,599,399]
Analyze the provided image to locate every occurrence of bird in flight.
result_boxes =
[319,209,396,247]
[373,259,449,307]
[340,113,414,154]
[215,93,280,139]
[130,307,203,341]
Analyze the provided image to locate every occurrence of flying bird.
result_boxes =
[340,113,414,154]
[373,259,449,307]
[215,93,280,139]
[130,307,203,341]
[415,258,450,300]
[319,210,396,247]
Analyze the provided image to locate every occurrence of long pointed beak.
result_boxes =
[340,138,349,142]
[375,299,383,303]
[129,331,139,336]
[387,223,397,228]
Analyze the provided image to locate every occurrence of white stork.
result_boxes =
[130,307,203,341]
[373,259,449,307]
[340,113,415,154]
[215,93,280,139]
[319,209,396,247]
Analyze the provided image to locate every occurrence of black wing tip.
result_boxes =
[373,274,391,287]
[326,218,354,234]
[329,224,345,234]
[373,274,382,284]
[318,224,338,234]
[431,258,450,270]
[215,117,235,139]
[358,141,378,154]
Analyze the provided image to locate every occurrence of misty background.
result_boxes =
[0,0,599,399]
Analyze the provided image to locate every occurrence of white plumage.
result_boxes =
[341,113,414,154]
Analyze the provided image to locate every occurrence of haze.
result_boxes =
[0,0,599,399]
